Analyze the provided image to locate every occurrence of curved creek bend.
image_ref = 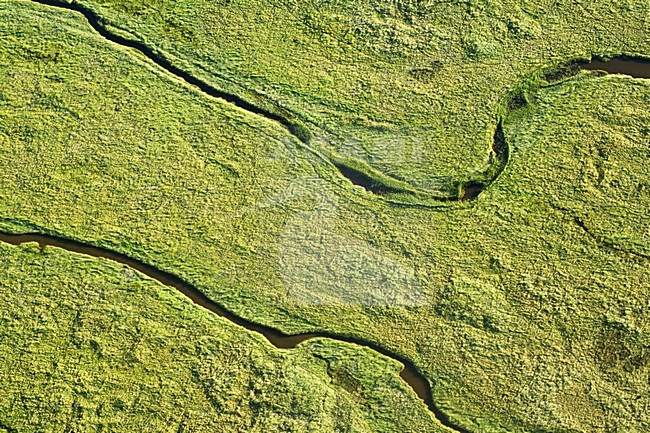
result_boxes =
[7,0,650,431]
[0,231,471,432]
[581,57,650,79]
[27,0,650,204]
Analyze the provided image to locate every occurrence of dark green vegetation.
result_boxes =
[0,0,648,432]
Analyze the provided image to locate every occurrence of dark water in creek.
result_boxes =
[581,57,650,79]
[7,1,650,429]
[0,231,461,429]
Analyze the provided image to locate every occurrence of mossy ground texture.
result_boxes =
[37,0,650,196]
[0,0,649,432]
[0,242,435,432]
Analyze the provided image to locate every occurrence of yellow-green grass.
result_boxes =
[35,0,650,195]
[0,1,648,432]
[0,241,436,432]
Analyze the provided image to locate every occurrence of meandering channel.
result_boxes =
[0,231,471,433]
[7,1,650,431]
[27,0,650,204]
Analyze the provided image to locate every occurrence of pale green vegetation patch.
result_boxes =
[0,1,648,432]
[0,241,437,432]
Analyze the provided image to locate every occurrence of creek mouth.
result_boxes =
[0,231,470,433]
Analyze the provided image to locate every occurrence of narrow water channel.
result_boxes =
[0,231,471,432]
[6,1,650,431]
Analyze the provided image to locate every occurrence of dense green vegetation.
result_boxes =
[0,1,648,432]
[0,241,436,432]
[41,0,650,196]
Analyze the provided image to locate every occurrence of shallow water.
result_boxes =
[582,57,650,79]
